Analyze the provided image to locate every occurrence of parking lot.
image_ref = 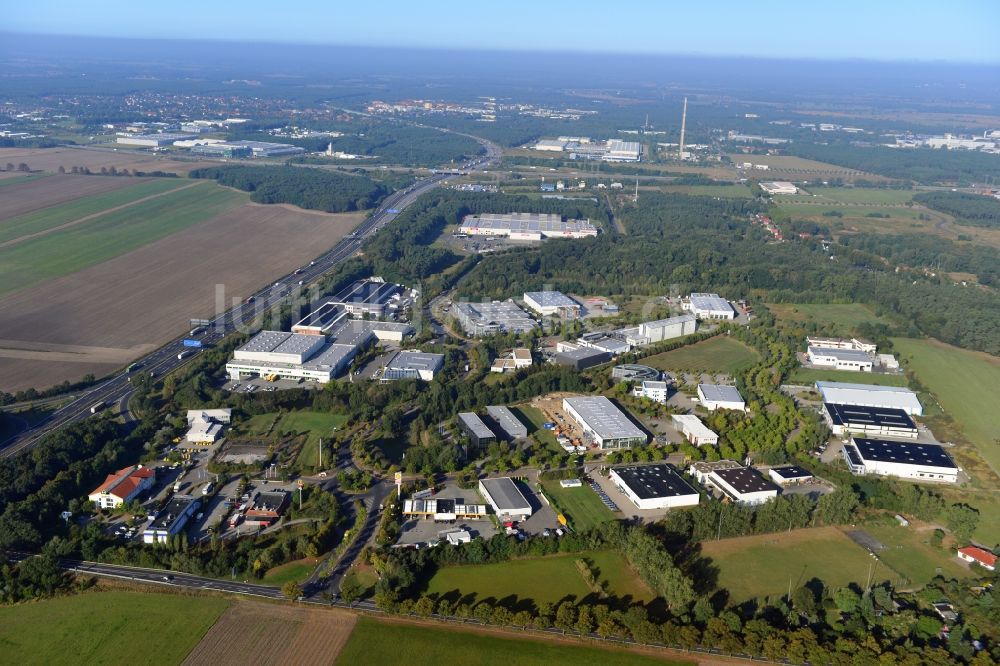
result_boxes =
[396,480,498,547]
[223,377,319,393]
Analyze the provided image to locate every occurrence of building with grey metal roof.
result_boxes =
[684,293,735,320]
[459,213,598,240]
[485,405,528,440]
[453,300,538,336]
[457,412,496,449]
[816,381,923,416]
[479,477,533,521]
[562,395,647,449]
[697,384,746,411]
[381,350,444,382]
[523,291,581,317]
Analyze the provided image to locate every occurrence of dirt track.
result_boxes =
[0,174,145,221]
[182,601,357,666]
[0,203,363,392]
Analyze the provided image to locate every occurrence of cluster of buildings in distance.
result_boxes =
[532,136,643,162]
[457,213,599,241]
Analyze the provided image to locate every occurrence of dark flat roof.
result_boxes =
[852,438,957,469]
[333,280,400,306]
[712,467,779,494]
[770,465,813,480]
[825,403,916,430]
[612,464,698,500]
[295,301,347,328]
[480,477,531,511]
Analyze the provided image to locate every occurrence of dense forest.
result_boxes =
[189,165,389,212]
[837,232,1000,286]
[913,191,1000,228]
[784,143,1000,185]
[455,191,1000,355]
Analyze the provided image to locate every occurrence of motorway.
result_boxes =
[1,140,499,458]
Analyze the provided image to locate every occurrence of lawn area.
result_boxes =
[541,479,618,531]
[513,404,562,452]
[0,180,246,295]
[261,557,320,586]
[425,551,653,607]
[660,184,753,198]
[768,302,890,334]
[859,522,971,588]
[0,178,185,245]
[644,336,759,374]
[892,338,1000,481]
[787,367,908,387]
[337,617,693,666]
[0,591,228,665]
[699,526,899,603]
[782,188,914,206]
[277,411,348,469]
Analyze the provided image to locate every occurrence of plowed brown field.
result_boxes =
[0,202,363,391]
[182,601,356,666]
[0,174,146,221]
[0,147,219,177]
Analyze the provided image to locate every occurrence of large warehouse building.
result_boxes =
[459,213,598,240]
[683,293,736,320]
[116,133,193,147]
[618,314,697,346]
[807,346,875,372]
[453,300,538,336]
[824,403,919,438]
[485,405,528,441]
[563,396,647,449]
[479,477,533,522]
[523,291,581,318]
[843,437,958,483]
[379,350,444,382]
[707,467,779,505]
[816,381,923,416]
[457,412,496,450]
[697,384,746,411]
[610,464,699,510]
[554,347,612,371]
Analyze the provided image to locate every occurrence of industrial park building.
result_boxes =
[603,140,643,162]
[227,331,357,382]
[632,380,669,404]
[618,314,697,346]
[806,337,877,354]
[697,384,746,411]
[706,467,779,505]
[485,405,528,441]
[683,293,735,320]
[380,350,444,382]
[479,477,533,522]
[88,465,155,509]
[116,133,193,147]
[807,346,875,372]
[562,396,647,449]
[768,466,814,487]
[523,291,581,318]
[612,364,661,381]
[490,348,533,373]
[610,464,700,510]
[458,213,598,240]
[143,495,200,544]
[672,414,719,446]
[574,333,631,356]
[843,437,958,483]
[815,381,923,416]
[553,347,612,370]
[190,142,253,158]
[457,412,497,450]
[452,300,538,336]
[824,403,919,439]
[759,181,798,195]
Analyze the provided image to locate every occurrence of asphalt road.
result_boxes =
[1,140,500,458]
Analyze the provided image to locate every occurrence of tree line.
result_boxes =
[913,191,1000,229]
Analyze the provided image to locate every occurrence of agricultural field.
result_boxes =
[859,521,972,588]
[336,617,693,666]
[699,527,897,603]
[787,367,908,387]
[892,338,1000,483]
[0,175,365,392]
[778,187,915,206]
[658,184,753,198]
[767,302,890,334]
[425,551,654,607]
[644,336,759,374]
[183,600,357,666]
[541,479,618,531]
[0,146,221,177]
[0,591,228,665]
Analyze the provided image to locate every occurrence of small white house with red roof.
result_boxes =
[958,546,997,571]
[88,465,155,509]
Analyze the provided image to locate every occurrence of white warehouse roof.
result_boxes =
[816,381,923,416]
[563,396,645,442]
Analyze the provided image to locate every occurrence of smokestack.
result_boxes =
[679,97,688,159]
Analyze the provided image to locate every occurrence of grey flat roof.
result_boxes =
[238,330,294,353]
[643,313,696,329]
[272,334,323,356]
[525,291,577,308]
[564,395,645,441]
[485,405,528,438]
[689,293,733,312]
[480,477,531,511]
[388,350,444,372]
[304,343,358,370]
[612,464,698,500]
[816,381,915,394]
[458,412,495,440]
[294,302,348,329]
[699,384,744,403]
[332,280,400,306]
[852,438,956,469]
[612,364,661,380]
[557,347,611,362]
[809,347,875,362]
[150,496,197,529]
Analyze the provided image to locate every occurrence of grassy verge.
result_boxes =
[261,557,321,586]
[540,479,617,531]
[787,367,908,386]
[643,336,759,374]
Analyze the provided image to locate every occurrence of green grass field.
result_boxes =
[541,479,618,531]
[780,188,915,206]
[278,411,348,469]
[337,617,692,666]
[514,404,563,452]
[700,527,898,603]
[660,184,753,198]
[787,367,908,387]
[0,181,246,295]
[0,591,228,665]
[859,522,971,588]
[644,336,759,374]
[892,337,1000,482]
[0,178,186,245]
[768,303,890,334]
[425,551,653,606]
[261,557,320,586]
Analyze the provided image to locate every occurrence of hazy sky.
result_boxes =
[4,0,999,63]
